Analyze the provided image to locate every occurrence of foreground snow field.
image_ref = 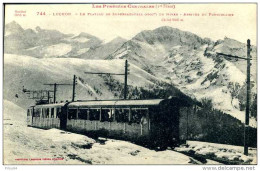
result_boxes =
[3,99,256,165]
[175,141,257,164]
[4,100,194,165]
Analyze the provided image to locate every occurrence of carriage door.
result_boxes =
[160,104,179,147]
[60,106,68,130]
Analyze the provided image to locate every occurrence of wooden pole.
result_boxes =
[53,83,57,103]
[124,60,128,100]
[72,75,76,102]
[47,91,50,104]
[244,39,251,155]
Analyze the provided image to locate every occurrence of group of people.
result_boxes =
[67,108,148,125]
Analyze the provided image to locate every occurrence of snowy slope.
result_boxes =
[107,27,257,126]
[43,43,72,57]
[3,100,194,165]
[80,37,127,59]
[162,45,257,126]
[214,37,257,81]
[4,54,161,109]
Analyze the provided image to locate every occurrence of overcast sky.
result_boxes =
[5,4,257,45]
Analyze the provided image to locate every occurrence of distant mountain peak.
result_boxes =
[131,26,204,49]
[109,36,127,43]
[78,32,98,38]
[154,26,180,32]
[5,21,24,35]
[223,37,246,46]
[6,21,21,27]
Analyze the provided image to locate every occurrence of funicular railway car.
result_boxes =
[27,103,65,129]
[27,98,191,147]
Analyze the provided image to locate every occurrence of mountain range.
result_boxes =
[4,21,257,127]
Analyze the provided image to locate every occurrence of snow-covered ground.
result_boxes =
[4,100,195,165]
[4,99,255,165]
[175,141,257,164]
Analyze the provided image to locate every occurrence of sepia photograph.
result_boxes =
[2,2,258,166]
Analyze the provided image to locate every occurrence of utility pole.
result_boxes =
[124,60,128,100]
[44,82,73,103]
[72,75,77,102]
[244,39,251,155]
[47,91,50,103]
[54,83,57,103]
[217,39,252,155]
[85,60,130,100]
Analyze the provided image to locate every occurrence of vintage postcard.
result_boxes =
[3,3,257,165]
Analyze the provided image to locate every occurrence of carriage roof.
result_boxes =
[33,102,66,108]
[68,99,165,108]
[31,96,194,109]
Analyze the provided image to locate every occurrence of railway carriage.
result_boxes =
[27,103,65,129]
[27,98,191,147]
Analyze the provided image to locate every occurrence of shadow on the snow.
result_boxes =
[67,154,92,164]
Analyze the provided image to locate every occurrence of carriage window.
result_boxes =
[46,108,50,118]
[42,108,46,118]
[34,108,40,117]
[68,109,77,120]
[78,109,88,120]
[42,108,45,118]
[42,108,49,118]
[33,109,36,117]
[38,108,41,117]
[37,108,41,117]
[131,109,148,124]
[101,109,113,122]
[56,108,61,118]
[89,109,100,121]
[115,109,129,123]
[27,109,30,116]
[51,108,54,118]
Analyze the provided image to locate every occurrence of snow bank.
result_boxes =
[41,129,95,145]
[61,138,193,164]
[175,141,257,164]
[4,100,26,125]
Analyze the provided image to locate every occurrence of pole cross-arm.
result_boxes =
[216,52,251,60]
[44,84,73,86]
[84,72,125,75]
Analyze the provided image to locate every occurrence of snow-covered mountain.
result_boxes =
[4,21,257,126]
[4,21,126,59]
[107,26,257,124]
[4,21,73,55]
